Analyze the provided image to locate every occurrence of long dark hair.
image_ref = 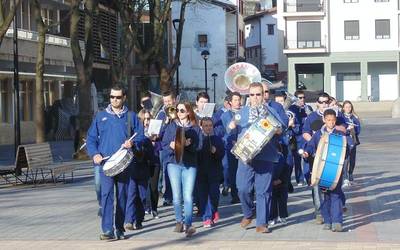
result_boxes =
[177,101,197,126]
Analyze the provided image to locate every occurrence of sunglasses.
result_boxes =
[249,93,262,97]
[110,95,123,100]
[317,100,329,104]
[298,96,305,99]
[178,109,187,113]
[264,90,269,93]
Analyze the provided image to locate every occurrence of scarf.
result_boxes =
[249,104,267,123]
[105,104,128,118]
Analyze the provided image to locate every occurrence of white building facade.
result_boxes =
[282,0,400,102]
[171,0,245,103]
[244,6,288,80]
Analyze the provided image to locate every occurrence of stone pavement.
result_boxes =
[1,117,400,249]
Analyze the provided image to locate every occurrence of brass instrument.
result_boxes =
[165,106,177,121]
[149,91,163,118]
[224,62,261,95]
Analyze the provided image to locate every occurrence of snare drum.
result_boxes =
[311,133,347,190]
[103,148,134,177]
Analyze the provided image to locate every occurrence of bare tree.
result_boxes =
[0,0,21,46]
[31,0,46,143]
[70,0,98,159]
[102,0,191,94]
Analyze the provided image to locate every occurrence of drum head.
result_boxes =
[103,149,128,170]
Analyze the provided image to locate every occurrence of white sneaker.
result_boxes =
[268,219,276,226]
[342,179,350,188]
[279,217,287,225]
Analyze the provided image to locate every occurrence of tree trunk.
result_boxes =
[70,0,98,159]
[32,0,46,143]
[0,0,21,46]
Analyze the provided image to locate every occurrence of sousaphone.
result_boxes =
[224,62,262,95]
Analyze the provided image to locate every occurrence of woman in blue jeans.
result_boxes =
[161,101,201,237]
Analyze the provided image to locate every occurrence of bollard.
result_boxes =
[392,97,400,118]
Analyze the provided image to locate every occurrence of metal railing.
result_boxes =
[284,0,324,12]
[6,28,71,47]
[285,39,326,49]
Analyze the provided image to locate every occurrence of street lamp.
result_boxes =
[211,73,218,102]
[13,0,21,157]
[172,19,180,95]
[201,50,210,94]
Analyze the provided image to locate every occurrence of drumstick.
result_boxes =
[103,133,139,161]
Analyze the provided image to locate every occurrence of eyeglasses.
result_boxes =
[298,96,305,99]
[178,109,187,113]
[249,93,262,97]
[110,95,123,100]
[317,100,329,104]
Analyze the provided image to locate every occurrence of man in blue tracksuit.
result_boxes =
[220,92,242,204]
[288,90,313,186]
[230,83,286,233]
[86,84,144,240]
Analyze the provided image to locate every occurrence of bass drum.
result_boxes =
[311,133,347,190]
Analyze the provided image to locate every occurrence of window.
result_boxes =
[198,34,208,48]
[267,24,274,35]
[0,79,10,123]
[19,81,34,121]
[255,48,258,57]
[374,0,389,2]
[297,22,321,48]
[375,19,390,39]
[344,0,358,2]
[41,8,60,34]
[344,20,359,40]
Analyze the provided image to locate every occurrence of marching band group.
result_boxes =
[86,76,361,240]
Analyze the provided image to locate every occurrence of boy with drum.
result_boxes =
[302,109,353,232]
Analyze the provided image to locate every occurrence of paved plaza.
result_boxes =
[1,116,400,249]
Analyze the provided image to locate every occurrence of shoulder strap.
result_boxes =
[127,112,132,137]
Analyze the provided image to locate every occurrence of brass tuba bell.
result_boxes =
[224,62,262,95]
[149,91,163,118]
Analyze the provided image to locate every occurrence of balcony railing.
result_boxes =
[284,38,327,51]
[6,28,71,47]
[284,0,324,13]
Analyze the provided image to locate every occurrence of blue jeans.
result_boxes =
[167,163,197,226]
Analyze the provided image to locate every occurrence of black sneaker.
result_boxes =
[152,211,159,219]
[288,183,294,193]
[221,187,229,196]
[134,222,143,230]
[349,174,354,181]
[100,231,114,240]
[116,230,125,240]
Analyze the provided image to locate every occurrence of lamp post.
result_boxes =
[13,0,21,157]
[201,50,210,94]
[172,19,180,95]
[211,73,218,102]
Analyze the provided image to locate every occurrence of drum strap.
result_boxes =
[127,112,132,137]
